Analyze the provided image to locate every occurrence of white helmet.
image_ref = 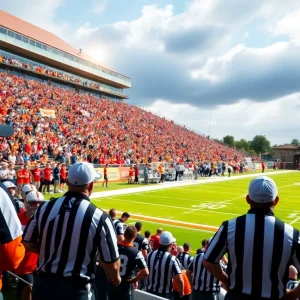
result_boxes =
[26,191,45,202]
[2,181,17,189]
[21,184,37,199]
[25,191,45,213]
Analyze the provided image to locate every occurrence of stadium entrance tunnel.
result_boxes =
[294,154,300,169]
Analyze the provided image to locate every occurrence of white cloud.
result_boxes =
[92,0,108,14]
[145,94,300,145]
[274,8,300,41]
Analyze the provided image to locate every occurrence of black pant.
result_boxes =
[95,265,108,300]
[108,281,133,300]
[32,274,96,300]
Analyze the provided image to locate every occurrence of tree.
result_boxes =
[223,135,235,147]
[250,135,271,154]
[235,139,250,151]
[291,139,299,146]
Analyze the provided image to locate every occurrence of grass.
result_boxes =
[91,171,300,253]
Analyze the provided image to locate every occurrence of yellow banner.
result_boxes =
[40,109,56,118]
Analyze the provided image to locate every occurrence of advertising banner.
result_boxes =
[95,167,122,182]
[40,109,56,118]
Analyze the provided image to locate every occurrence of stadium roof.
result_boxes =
[273,145,299,149]
[0,10,126,78]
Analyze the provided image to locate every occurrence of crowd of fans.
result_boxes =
[0,70,252,170]
[0,53,104,92]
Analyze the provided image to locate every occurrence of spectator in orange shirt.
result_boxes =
[16,165,25,197]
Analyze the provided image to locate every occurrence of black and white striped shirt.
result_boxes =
[0,184,23,244]
[23,191,119,281]
[204,208,300,299]
[146,249,182,295]
[113,219,126,236]
[188,253,220,292]
[177,252,194,269]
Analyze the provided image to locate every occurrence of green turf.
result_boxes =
[92,171,300,253]
[42,181,139,200]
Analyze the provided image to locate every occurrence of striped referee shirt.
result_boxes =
[188,253,220,292]
[0,184,23,244]
[113,219,126,236]
[23,191,119,281]
[204,208,300,299]
[146,249,182,295]
[177,252,194,269]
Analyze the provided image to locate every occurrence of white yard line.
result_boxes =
[91,170,295,200]
[101,209,219,232]
[290,217,300,225]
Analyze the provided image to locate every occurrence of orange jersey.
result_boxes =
[16,169,24,184]
[15,211,38,275]
[0,236,25,289]
[104,167,107,176]
[173,270,192,295]
[43,167,52,180]
[60,167,67,179]
[22,169,31,184]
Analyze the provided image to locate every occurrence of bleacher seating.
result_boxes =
[0,59,251,165]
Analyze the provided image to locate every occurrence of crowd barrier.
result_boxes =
[133,288,226,300]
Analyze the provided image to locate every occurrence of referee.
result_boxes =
[146,231,184,299]
[203,176,300,300]
[177,242,194,269]
[23,162,121,300]
[187,252,220,300]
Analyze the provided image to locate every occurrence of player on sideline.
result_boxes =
[108,226,149,300]
[102,163,109,187]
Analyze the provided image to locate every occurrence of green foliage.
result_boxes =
[291,139,299,146]
[250,135,271,154]
[223,135,235,147]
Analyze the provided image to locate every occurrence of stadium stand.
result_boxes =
[0,9,263,300]
[0,70,247,165]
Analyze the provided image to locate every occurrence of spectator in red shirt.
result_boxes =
[150,228,163,251]
[22,165,31,185]
[59,163,67,191]
[31,164,41,190]
[42,162,52,193]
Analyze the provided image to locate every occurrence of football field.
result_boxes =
[92,171,300,253]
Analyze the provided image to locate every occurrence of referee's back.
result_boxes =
[203,176,300,300]
[22,162,120,300]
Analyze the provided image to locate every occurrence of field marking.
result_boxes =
[93,197,239,217]
[102,209,219,232]
[290,217,300,225]
[91,170,296,200]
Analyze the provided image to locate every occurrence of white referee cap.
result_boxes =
[248,176,278,203]
[68,162,101,186]
[159,231,176,245]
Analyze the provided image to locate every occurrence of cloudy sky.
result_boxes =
[1,0,300,145]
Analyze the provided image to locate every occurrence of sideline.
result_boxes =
[91,170,295,200]
[100,209,219,232]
